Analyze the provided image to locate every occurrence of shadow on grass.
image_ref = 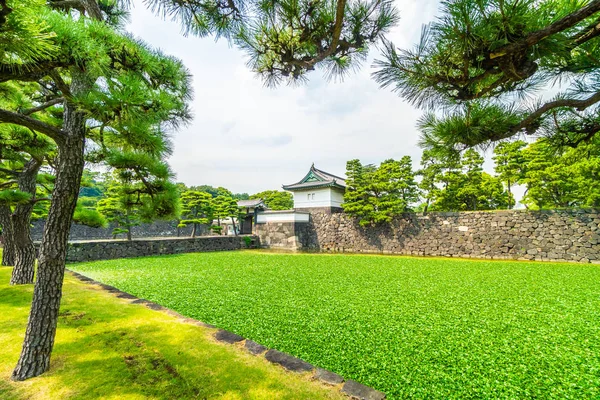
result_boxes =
[0,270,338,400]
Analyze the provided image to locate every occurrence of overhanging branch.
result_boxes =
[0,61,73,84]
[21,98,64,115]
[491,0,600,59]
[0,109,66,143]
[515,91,600,134]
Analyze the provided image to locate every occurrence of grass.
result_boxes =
[0,266,344,400]
[70,251,600,399]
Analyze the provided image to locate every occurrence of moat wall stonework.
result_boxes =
[255,221,313,249]
[30,219,205,241]
[63,236,258,263]
[258,209,600,263]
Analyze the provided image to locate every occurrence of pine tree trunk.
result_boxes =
[11,102,85,381]
[0,205,15,266]
[10,159,42,285]
[192,223,197,238]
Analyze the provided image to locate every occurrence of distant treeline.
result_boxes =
[343,137,599,226]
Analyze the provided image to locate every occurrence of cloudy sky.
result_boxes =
[126,0,450,194]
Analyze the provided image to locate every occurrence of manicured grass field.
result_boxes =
[71,251,600,399]
[0,266,342,400]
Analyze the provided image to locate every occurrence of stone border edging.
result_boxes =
[66,269,386,400]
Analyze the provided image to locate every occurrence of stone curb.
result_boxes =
[215,329,244,344]
[265,349,314,373]
[66,269,386,399]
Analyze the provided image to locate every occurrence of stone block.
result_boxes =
[265,349,314,372]
[315,368,344,385]
[245,340,268,355]
[341,380,386,400]
[215,329,245,344]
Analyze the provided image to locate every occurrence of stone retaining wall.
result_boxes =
[258,209,600,263]
[255,221,315,250]
[30,219,205,241]
[64,236,258,263]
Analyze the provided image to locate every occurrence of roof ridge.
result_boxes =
[313,167,345,181]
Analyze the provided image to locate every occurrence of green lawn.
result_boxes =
[0,266,343,400]
[70,251,600,399]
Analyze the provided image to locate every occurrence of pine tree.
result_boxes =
[417,149,443,213]
[342,159,375,226]
[493,141,527,208]
[518,138,600,209]
[0,110,54,283]
[179,190,214,237]
[1,2,191,380]
[343,158,417,226]
[98,153,180,241]
[374,0,600,150]
[250,190,293,210]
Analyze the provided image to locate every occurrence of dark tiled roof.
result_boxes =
[282,164,346,191]
[237,199,266,208]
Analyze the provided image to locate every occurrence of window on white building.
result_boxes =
[312,193,315,200]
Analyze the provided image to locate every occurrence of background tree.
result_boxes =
[417,149,444,213]
[428,150,510,211]
[212,195,241,234]
[179,190,213,237]
[0,115,55,283]
[459,149,485,211]
[518,138,600,209]
[189,185,219,197]
[97,154,179,241]
[343,158,417,226]
[393,156,419,207]
[426,152,463,212]
[250,190,293,210]
[342,159,376,226]
[374,0,600,150]
[493,140,527,209]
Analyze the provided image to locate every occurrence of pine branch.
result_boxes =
[49,0,103,19]
[49,71,72,97]
[571,16,600,45]
[0,168,19,177]
[21,98,64,116]
[0,108,66,143]
[515,91,600,134]
[0,61,74,84]
[491,0,600,59]
[308,0,347,67]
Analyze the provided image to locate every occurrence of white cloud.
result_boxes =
[126,0,446,194]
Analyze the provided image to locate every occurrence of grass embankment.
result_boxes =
[71,251,600,399]
[0,267,343,400]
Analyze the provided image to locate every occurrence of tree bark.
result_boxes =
[0,204,15,266]
[11,98,85,381]
[192,223,197,238]
[10,159,42,285]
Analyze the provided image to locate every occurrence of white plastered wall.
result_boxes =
[292,187,344,208]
